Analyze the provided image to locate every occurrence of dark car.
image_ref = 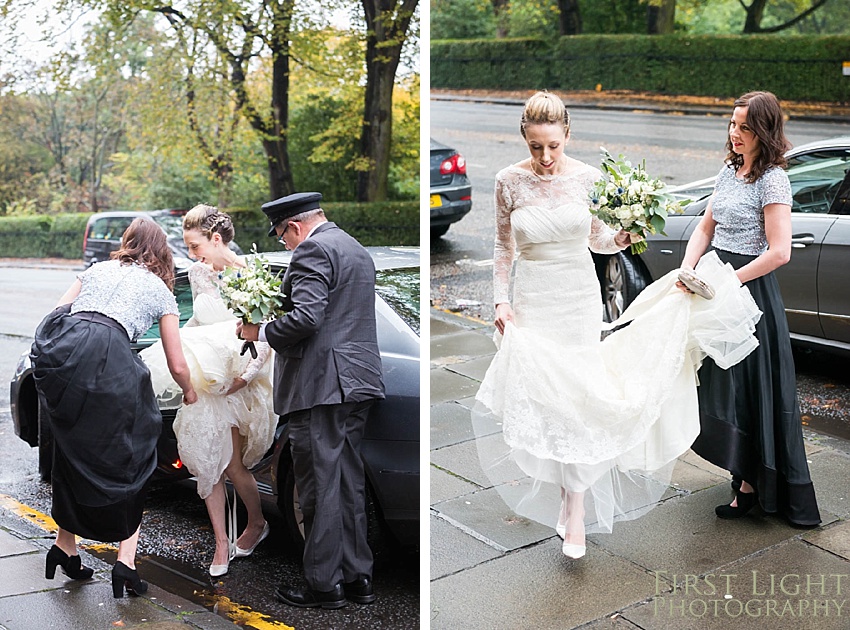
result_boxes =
[83,210,243,272]
[430,138,472,238]
[11,247,421,547]
[592,136,850,355]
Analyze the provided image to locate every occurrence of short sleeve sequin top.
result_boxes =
[71,259,179,340]
[710,164,793,256]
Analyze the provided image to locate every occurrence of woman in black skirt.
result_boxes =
[677,91,820,527]
[31,218,198,596]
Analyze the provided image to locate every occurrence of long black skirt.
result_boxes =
[30,306,161,542]
[691,249,820,526]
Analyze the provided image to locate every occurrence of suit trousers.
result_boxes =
[287,400,375,590]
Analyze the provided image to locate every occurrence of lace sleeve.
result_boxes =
[185,263,220,328]
[493,175,516,305]
[188,263,221,299]
[588,216,626,254]
[239,340,271,383]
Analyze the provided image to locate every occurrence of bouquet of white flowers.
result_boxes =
[218,246,286,358]
[589,148,690,254]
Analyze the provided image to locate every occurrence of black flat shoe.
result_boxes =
[112,561,148,598]
[45,545,94,580]
[275,583,347,609]
[343,577,376,604]
[715,490,759,519]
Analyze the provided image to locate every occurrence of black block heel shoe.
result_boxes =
[715,490,759,519]
[112,561,148,598]
[45,545,94,580]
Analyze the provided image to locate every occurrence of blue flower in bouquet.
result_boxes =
[589,147,690,254]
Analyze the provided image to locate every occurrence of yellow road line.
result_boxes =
[0,494,295,630]
[198,593,295,630]
[0,493,58,532]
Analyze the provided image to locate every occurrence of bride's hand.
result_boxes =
[615,230,640,248]
[494,303,514,335]
[224,377,247,396]
[182,387,198,405]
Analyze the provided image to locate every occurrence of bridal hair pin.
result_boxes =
[678,268,716,300]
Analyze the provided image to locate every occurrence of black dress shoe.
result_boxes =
[715,490,759,519]
[343,577,376,604]
[275,583,347,609]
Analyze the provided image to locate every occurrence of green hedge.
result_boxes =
[432,34,850,102]
[227,201,420,253]
[0,202,419,259]
[0,214,90,259]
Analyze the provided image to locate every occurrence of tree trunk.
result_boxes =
[647,0,675,34]
[742,0,767,33]
[557,0,581,35]
[263,4,294,200]
[491,0,510,38]
[357,0,417,202]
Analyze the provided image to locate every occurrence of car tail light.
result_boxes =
[440,153,466,175]
[82,227,88,255]
[172,459,183,469]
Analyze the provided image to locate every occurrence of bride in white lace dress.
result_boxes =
[474,92,762,559]
[141,206,276,577]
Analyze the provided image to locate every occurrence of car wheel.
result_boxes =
[37,397,53,483]
[601,253,647,322]
[280,461,306,552]
[431,225,450,238]
[278,455,384,552]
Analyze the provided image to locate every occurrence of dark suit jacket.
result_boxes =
[264,222,385,415]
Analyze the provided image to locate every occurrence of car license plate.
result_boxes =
[430,194,442,208]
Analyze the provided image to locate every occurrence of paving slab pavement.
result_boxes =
[0,526,239,630]
[429,308,850,630]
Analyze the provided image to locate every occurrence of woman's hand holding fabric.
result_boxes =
[224,377,247,396]
[495,303,515,335]
[183,387,198,405]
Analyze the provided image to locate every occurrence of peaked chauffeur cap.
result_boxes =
[262,192,323,236]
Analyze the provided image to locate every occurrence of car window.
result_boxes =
[136,275,195,345]
[786,149,850,214]
[89,217,134,240]
[376,268,420,336]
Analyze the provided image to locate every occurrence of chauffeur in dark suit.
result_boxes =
[238,192,385,609]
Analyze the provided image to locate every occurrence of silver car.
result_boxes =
[593,136,850,354]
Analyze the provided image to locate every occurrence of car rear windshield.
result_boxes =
[377,268,420,336]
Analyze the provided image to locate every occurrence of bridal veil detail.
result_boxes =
[473,250,762,535]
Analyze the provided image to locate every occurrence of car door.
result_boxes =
[776,149,850,339]
[815,169,850,346]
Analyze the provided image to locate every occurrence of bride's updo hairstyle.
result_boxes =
[182,204,235,244]
[520,91,571,139]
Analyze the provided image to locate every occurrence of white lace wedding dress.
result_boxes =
[473,162,762,534]
[140,263,276,499]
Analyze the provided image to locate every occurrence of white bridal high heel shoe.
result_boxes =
[209,544,235,577]
[562,541,586,559]
[234,521,270,558]
[559,490,586,558]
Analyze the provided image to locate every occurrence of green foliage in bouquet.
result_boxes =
[218,246,286,324]
[589,148,690,254]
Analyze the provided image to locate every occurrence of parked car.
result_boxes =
[430,138,472,238]
[11,247,421,547]
[592,136,850,355]
[83,210,243,271]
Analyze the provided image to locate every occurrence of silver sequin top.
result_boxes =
[71,260,179,340]
[711,164,792,256]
